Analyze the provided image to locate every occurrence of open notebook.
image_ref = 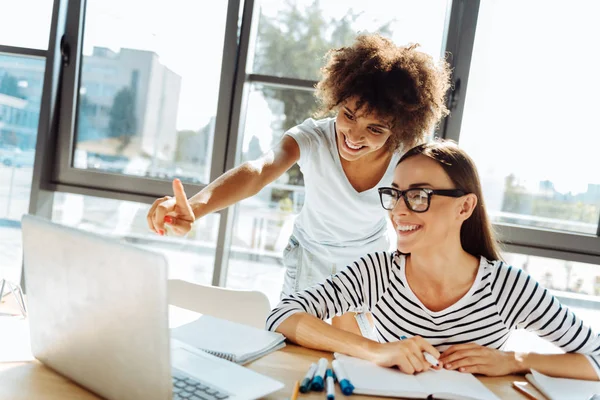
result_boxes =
[526,369,600,400]
[334,353,500,400]
[171,315,286,365]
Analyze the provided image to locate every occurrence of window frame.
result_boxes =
[439,0,600,266]
[47,0,243,202]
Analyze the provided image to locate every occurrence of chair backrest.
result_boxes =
[167,279,271,329]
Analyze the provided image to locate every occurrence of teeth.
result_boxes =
[345,137,362,150]
[397,225,419,232]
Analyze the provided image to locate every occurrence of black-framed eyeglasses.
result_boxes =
[377,187,467,212]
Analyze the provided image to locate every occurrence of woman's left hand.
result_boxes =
[439,343,521,376]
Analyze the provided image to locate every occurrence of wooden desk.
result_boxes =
[0,296,544,399]
[249,345,541,400]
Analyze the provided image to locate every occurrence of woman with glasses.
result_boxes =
[266,140,600,380]
[146,33,451,336]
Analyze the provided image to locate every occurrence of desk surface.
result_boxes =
[0,296,545,400]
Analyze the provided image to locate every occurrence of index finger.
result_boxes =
[172,178,189,206]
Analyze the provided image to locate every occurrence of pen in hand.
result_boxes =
[399,335,439,368]
[423,351,439,367]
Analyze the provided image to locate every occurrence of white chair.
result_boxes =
[167,279,271,329]
[0,279,26,317]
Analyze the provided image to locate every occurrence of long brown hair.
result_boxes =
[397,140,502,261]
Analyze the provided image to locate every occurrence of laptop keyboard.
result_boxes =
[172,369,229,400]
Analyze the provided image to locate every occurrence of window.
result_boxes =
[18,0,599,300]
[0,1,54,50]
[0,53,44,287]
[72,0,229,185]
[459,0,600,236]
[502,251,600,353]
[51,193,220,285]
[225,85,314,305]
[252,0,449,80]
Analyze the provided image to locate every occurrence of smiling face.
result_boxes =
[335,97,394,162]
[389,154,476,254]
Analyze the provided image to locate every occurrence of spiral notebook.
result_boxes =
[333,353,500,400]
[170,315,286,365]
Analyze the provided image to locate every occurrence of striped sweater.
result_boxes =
[266,251,600,378]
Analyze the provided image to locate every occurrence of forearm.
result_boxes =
[189,161,267,219]
[513,352,599,381]
[276,313,376,361]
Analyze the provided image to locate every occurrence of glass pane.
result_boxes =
[0,53,44,289]
[502,252,600,354]
[225,84,314,306]
[73,0,229,184]
[0,1,53,49]
[252,0,449,80]
[460,1,600,235]
[51,192,220,285]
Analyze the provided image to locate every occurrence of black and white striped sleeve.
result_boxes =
[265,252,392,333]
[493,263,600,379]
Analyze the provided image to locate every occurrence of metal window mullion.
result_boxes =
[51,169,208,200]
[210,0,256,287]
[0,45,46,58]
[438,0,480,142]
[25,0,70,292]
[30,0,67,216]
[495,223,600,265]
[247,73,317,91]
[501,243,600,268]
[52,0,86,184]
[48,182,178,205]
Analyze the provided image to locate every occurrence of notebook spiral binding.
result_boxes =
[203,349,236,363]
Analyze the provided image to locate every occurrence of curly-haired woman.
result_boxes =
[147,33,452,335]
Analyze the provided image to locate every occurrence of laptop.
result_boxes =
[21,214,284,400]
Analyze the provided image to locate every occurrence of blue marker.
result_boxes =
[399,335,438,367]
[332,360,354,395]
[299,362,317,393]
[310,358,328,391]
[326,369,335,400]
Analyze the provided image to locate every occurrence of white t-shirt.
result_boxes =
[285,117,401,263]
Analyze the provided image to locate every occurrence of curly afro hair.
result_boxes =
[314,33,452,152]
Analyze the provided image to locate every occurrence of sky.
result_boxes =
[1,0,599,195]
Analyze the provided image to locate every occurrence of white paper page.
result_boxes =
[416,368,500,400]
[334,353,427,397]
[530,369,600,400]
[170,314,284,359]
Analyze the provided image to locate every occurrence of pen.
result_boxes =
[399,335,439,367]
[299,362,317,393]
[290,380,300,400]
[310,357,328,391]
[331,359,354,395]
[326,369,335,400]
[423,352,439,367]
